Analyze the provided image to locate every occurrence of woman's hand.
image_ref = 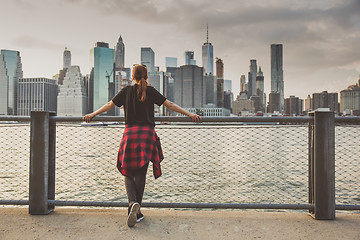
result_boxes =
[188,113,201,122]
[83,113,96,123]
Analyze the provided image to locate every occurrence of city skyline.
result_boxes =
[0,0,359,99]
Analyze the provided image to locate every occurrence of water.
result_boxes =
[0,123,359,206]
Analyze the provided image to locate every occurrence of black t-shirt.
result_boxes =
[112,84,166,126]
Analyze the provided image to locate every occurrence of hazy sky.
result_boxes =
[1,0,359,99]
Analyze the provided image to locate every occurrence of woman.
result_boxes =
[83,64,201,227]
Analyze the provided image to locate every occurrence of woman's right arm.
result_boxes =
[83,100,115,123]
[163,100,201,122]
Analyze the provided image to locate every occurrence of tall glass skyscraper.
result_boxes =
[271,44,284,110]
[90,42,114,111]
[0,49,23,115]
[248,59,257,98]
[141,47,155,73]
[202,25,214,75]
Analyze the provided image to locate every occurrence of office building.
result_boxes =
[224,90,233,112]
[141,47,155,73]
[268,92,280,113]
[216,58,224,108]
[174,65,204,108]
[284,96,301,116]
[204,73,217,105]
[17,78,58,116]
[185,51,196,65]
[164,72,175,112]
[57,66,88,116]
[90,42,114,112]
[179,107,230,117]
[305,95,312,112]
[340,77,360,115]
[202,25,214,75]
[165,57,177,68]
[0,49,23,115]
[232,95,261,115]
[271,44,284,110]
[248,59,257,97]
[312,91,339,113]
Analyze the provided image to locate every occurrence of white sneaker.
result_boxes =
[127,202,140,227]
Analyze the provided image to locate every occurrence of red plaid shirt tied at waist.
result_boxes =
[117,125,164,179]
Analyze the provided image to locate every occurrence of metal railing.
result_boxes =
[0,111,359,219]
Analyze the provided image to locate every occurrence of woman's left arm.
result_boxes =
[83,101,116,122]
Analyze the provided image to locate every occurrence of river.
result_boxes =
[0,123,359,205]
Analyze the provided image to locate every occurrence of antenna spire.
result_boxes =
[206,23,209,43]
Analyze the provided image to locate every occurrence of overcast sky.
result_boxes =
[1,0,359,99]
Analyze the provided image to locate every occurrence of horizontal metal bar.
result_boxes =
[50,116,314,123]
[49,200,129,207]
[335,204,360,210]
[0,200,29,205]
[0,116,30,122]
[49,200,313,210]
[335,116,360,123]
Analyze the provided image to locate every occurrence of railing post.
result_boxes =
[29,111,54,215]
[48,112,56,212]
[310,109,335,220]
[307,114,314,212]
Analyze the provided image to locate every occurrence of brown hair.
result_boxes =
[132,64,148,102]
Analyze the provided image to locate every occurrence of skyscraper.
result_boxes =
[248,59,257,98]
[141,47,155,73]
[268,92,280,113]
[215,58,224,108]
[256,66,265,108]
[240,75,247,93]
[57,66,88,116]
[114,36,125,72]
[0,49,23,115]
[63,47,71,69]
[271,44,284,110]
[165,58,177,106]
[204,73,217,105]
[174,65,204,108]
[185,51,196,65]
[202,25,214,75]
[284,96,301,116]
[90,42,114,111]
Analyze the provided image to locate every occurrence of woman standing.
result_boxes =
[83,64,201,227]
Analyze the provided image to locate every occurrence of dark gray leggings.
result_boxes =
[124,163,149,206]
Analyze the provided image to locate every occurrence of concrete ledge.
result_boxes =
[0,208,359,239]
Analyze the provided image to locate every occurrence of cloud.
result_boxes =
[12,0,36,9]
[12,35,65,51]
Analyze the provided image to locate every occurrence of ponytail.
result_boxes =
[133,64,148,102]
[137,78,147,102]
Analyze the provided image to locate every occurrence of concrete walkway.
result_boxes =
[0,208,359,239]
